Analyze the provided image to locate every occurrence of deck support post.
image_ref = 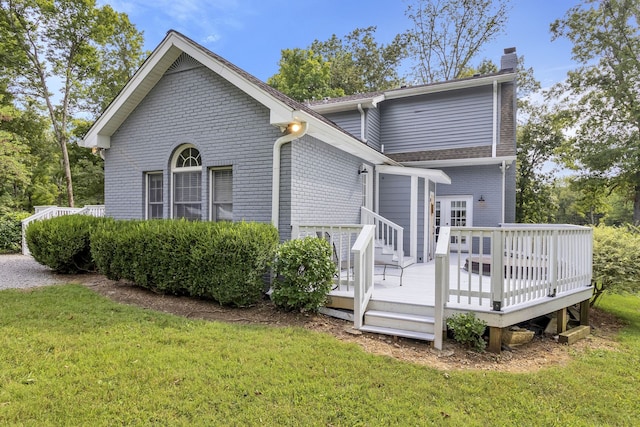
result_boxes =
[556,307,568,334]
[580,299,590,326]
[488,327,502,353]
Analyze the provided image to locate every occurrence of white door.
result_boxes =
[435,196,473,252]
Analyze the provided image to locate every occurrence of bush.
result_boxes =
[592,225,640,304]
[26,215,106,273]
[91,220,279,307]
[446,313,487,352]
[0,211,29,253]
[271,237,336,313]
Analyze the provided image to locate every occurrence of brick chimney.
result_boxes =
[500,47,517,71]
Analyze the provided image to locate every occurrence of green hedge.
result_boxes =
[91,220,279,307]
[592,225,640,303]
[25,215,106,273]
[0,211,29,253]
[271,237,336,312]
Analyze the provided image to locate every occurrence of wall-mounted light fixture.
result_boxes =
[478,195,485,202]
[286,122,302,134]
[358,166,369,175]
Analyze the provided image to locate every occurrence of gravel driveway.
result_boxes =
[0,254,68,290]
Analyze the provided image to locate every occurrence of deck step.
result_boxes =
[364,310,435,334]
[359,325,435,342]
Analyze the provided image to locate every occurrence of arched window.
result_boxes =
[172,145,202,220]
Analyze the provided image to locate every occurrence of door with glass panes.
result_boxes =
[435,196,472,252]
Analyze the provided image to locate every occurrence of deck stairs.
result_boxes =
[374,239,415,268]
[359,299,436,342]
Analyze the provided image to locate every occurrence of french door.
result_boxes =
[435,196,473,252]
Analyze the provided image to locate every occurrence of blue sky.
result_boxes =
[103,0,582,89]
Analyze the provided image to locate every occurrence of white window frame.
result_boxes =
[209,166,233,222]
[145,171,163,219]
[360,164,373,211]
[171,144,202,220]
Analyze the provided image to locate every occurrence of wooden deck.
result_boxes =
[326,252,593,329]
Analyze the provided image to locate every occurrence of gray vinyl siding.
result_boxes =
[378,174,411,255]
[365,108,381,151]
[504,160,516,223]
[104,60,280,223]
[290,135,366,227]
[437,164,503,227]
[323,111,362,140]
[380,86,493,153]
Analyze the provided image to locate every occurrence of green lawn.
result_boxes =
[1,285,639,426]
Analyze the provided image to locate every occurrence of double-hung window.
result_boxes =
[172,146,202,220]
[146,172,163,219]
[210,167,232,221]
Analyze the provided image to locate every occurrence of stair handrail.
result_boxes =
[352,224,376,329]
[361,207,404,263]
[433,226,451,351]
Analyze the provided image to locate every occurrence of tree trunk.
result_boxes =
[634,183,640,226]
[60,140,74,208]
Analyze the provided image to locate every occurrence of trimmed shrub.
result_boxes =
[446,312,487,352]
[91,220,279,306]
[0,211,29,253]
[592,225,640,304]
[271,237,336,313]
[26,215,106,273]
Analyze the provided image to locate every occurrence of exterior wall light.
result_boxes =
[287,122,302,134]
[359,166,369,175]
[478,195,485,202]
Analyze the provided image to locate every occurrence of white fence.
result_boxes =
[21,205,105,255]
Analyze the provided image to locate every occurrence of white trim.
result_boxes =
[376,164,451,184]
[410,176,418,260]
[209,166,233,222]
[401,156,516,169]
[145,171,163,219]
[307,74,515,114]
[171,144,203,220]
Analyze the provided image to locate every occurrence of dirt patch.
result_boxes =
[72,274,624,373]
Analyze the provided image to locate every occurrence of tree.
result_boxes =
[405,0,510,84]
[268,27,409,101]
[551,0,640,224]
[516,105,569,223]
[267,49,346,102]
[0,0,146,207]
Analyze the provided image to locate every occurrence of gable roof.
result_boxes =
[80,30,398,166]
[307,70,516,114]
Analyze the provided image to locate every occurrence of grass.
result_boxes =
[1,285,639,426]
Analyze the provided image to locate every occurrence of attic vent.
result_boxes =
[165,53,203,75]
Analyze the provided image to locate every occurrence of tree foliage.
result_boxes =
[405,0,510,83]
[268,26,409,101]
[551,0,640,224]
[0,0,146,207]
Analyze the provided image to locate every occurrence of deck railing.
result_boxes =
[21,205,105,255]
[437,225,593,313]
[293,224,375,329]
[361,207,404,262]
[293,224,364,291]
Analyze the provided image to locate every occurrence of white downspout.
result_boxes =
[272,122,309,228]
[357,103,367,143]
[492,79,498,158]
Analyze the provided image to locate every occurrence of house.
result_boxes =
[80,30,516,263]
[79,31,592,352]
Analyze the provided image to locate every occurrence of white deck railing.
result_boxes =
[293,224,375,329]
[438,225,593,308]
[21,205,105,255]
[361,207,404,262]
[293,224,364,291]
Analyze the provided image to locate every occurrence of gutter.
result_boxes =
[271,122,309,228]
